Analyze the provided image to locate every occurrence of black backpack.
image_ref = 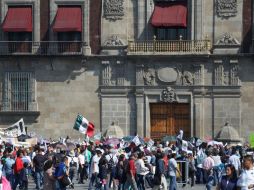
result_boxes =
[107,155,114,172]
[69,157,77,168]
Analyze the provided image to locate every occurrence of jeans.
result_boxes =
[35,171,44,190]
[88,173,99,189]
[124,174,138,190]
[5,173,14,188]
[69,167,76,182]
[13,173,22,190]
[152,174,167,190]
[137,174,145,190]
[213,166,220,186]
[169,176,177,190]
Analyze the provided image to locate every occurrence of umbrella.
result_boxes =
[103,138,120,146]
[17,134,31,142]
[56,143,67,151]
[66,142,76,150]
[162,135,177,142]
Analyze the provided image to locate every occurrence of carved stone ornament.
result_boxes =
[216,0,237,18]
[157,67,178,83]
[161,87,178,103]
[216,33,240,46]
[104,35,125,46]
[143,68,155,86]
[182,71,193,85]
[104,0,124,21]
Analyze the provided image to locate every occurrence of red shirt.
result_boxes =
[14,157,24,174]
[129,159,136,176]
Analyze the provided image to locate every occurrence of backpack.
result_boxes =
[107,155,115,172]
[69,157,77,168]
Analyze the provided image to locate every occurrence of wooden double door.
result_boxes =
[150,103,191,140]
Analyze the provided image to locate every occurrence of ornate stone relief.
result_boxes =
[103,0,124,21]
[136,64,144,86]
[157,67,178,83]
[161,87,178,103]
[137,64,203,86]
[230,64,240,86]
[101,60,125,86]
[216,33,240,45]
[216,0,237,18]
[193,65,203,85]
[214,60,240,86]
[143,68,155,86]
[104,35,125,46]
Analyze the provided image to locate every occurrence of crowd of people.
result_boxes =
[0,135,254,190]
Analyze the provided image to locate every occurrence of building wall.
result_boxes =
[0,57,100,138]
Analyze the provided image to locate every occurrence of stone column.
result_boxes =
[137,0,146,40]
[136,94,144,137]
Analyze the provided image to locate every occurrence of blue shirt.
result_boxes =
[4,157,15,175]
[54,162,66,177]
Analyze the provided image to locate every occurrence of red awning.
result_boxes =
[151,3,187,28]
[2,7,32,32]
[53,7,82,32]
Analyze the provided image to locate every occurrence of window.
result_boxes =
[3,72,34,111]
[151,0,188,40]
[8,32,32,41]
[156,28,187,40]
[57,32,81,42]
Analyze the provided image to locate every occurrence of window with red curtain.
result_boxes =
[151,1,188,40]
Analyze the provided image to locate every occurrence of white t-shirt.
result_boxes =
[78,154,85,165]
[68,156,79,168]
[105,154,118,165]
[237,167,254,190]
[91,155,101,174]
[229,154,241,171]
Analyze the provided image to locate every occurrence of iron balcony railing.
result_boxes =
[0,41,87,55]
[128,36,211,54]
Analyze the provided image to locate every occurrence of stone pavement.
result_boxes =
[27,178,214,190]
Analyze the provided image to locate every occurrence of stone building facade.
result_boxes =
[0,0,253,140]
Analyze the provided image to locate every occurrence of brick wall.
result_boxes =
[40,0,49,41]
[90,0,101,54]
[242,0,252,53]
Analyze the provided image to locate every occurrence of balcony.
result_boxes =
[0,41,87,55]
[128,36,211,55]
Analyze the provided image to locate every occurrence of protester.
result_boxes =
[55,156,70,190]
[13,151,24,190]
[237,155,254,190]
[216,164,237,190]
[67,150,78,184]
[135,151,149,190]
[88,148,103,189]
[43,160,56,190]
[168,153,181,190]
[33,148,47,190]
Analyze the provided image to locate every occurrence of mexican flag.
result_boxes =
[73,114,95,137]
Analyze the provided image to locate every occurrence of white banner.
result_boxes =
[4,118,26,137]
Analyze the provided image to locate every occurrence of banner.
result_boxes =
[4,118,26,137]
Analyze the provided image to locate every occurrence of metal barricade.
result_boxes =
[176,160,189,185]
